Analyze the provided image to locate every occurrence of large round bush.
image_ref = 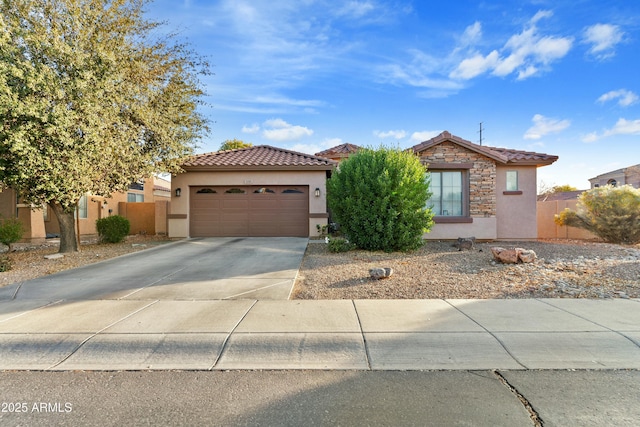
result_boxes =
[327,147,434,252]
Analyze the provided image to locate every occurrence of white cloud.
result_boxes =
[604,118,640,136]
[335,1,375,18]
[241,123,260,134]
[583,23,624,59]
[373,129,407,139]
[524,114,571,140]
[450,51,499,80]
[460,21,482,46]
[262,119,314,141]
[451,10,573,81]
[581,118,640,142]
[410,130,442,142]
[597,89,639,107]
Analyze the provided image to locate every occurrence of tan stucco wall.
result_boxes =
[495,165,538,240]
[169,170,329,238]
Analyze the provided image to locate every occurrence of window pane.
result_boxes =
[78,195,88,218]
[506,171,518,191]
[427,171,463,216]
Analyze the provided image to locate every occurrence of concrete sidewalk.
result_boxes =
[0,298,638,371]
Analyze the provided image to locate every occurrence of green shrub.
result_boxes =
[326,147,434,252]
[327,237,356,253]
[555,184,640,244]
[0,216,24,251]
[96,215,130,243]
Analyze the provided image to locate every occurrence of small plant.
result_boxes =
[0,254,11,272]
[327,237,356,253]
[0,216,24,252]
[96,215,130,243]
[316,224,329,237]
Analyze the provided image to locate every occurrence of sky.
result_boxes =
[145,0,640,191]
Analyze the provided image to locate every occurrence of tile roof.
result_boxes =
[410,131,558,166]
[537,190,586,202]
[315,143,362,157]
[181,145,337,170]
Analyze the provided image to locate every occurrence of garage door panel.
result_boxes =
[190,185,309,237]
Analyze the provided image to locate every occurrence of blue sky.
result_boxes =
[146,0,639,191]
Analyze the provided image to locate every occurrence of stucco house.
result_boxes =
[410,131,558,240]
[0,176,171,242]
[588,164,640,189]
[168,145,336,238]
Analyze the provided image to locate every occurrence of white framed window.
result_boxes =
[506,171,518,191]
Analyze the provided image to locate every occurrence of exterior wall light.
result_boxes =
[175,188,182,197]
[314,188,321,197]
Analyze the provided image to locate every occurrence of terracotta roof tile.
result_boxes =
[182,145,337,170]
[315,143,362,157]
[410,131,558,166]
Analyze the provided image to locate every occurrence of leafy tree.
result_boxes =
[0,0,209,252]
[550,184,578,193]
[327,147,434,252]
[220,139,253,151]
[555,184,640,244]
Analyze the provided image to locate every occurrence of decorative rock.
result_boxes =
[369,267,393,280]
[44,253,64,260]
[516,248,537,263]
[490,247,537,264]
[491,247,518,264]
[454,237,476,251]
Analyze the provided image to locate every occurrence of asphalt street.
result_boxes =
[1,370,639,426]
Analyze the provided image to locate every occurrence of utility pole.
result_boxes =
[478,122,484,146]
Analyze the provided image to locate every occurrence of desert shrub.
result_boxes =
[96,215,130,243]
[555,184,640,244]
[327,237,356,253]
[327,147,434,252]
[0,216,24,251]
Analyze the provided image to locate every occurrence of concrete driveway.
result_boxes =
[3,237,309,302]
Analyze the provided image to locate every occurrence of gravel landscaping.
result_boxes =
[292,240,640,299]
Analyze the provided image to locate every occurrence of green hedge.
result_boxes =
[96,215,130,243]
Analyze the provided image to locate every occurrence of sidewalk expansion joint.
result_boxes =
[208,299,258,370]
[536,299,640,349]
[445,300,529,369]
[45,300,160,370]
[351,300,372,370]
[493,370,544,427]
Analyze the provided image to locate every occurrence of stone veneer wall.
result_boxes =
[418,141,496,217]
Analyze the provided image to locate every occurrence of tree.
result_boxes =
[555,184,640,244]
[0,0,209,252]
[326,147,434,252]
[220,139,252,151]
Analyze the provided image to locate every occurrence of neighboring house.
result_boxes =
[410,131,558,240]
[588,164,640,189]
[169,145,336,238]
[315,143,362,163]
[0,176,171,242]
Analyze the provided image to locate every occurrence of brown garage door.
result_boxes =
[189,185,309,237]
